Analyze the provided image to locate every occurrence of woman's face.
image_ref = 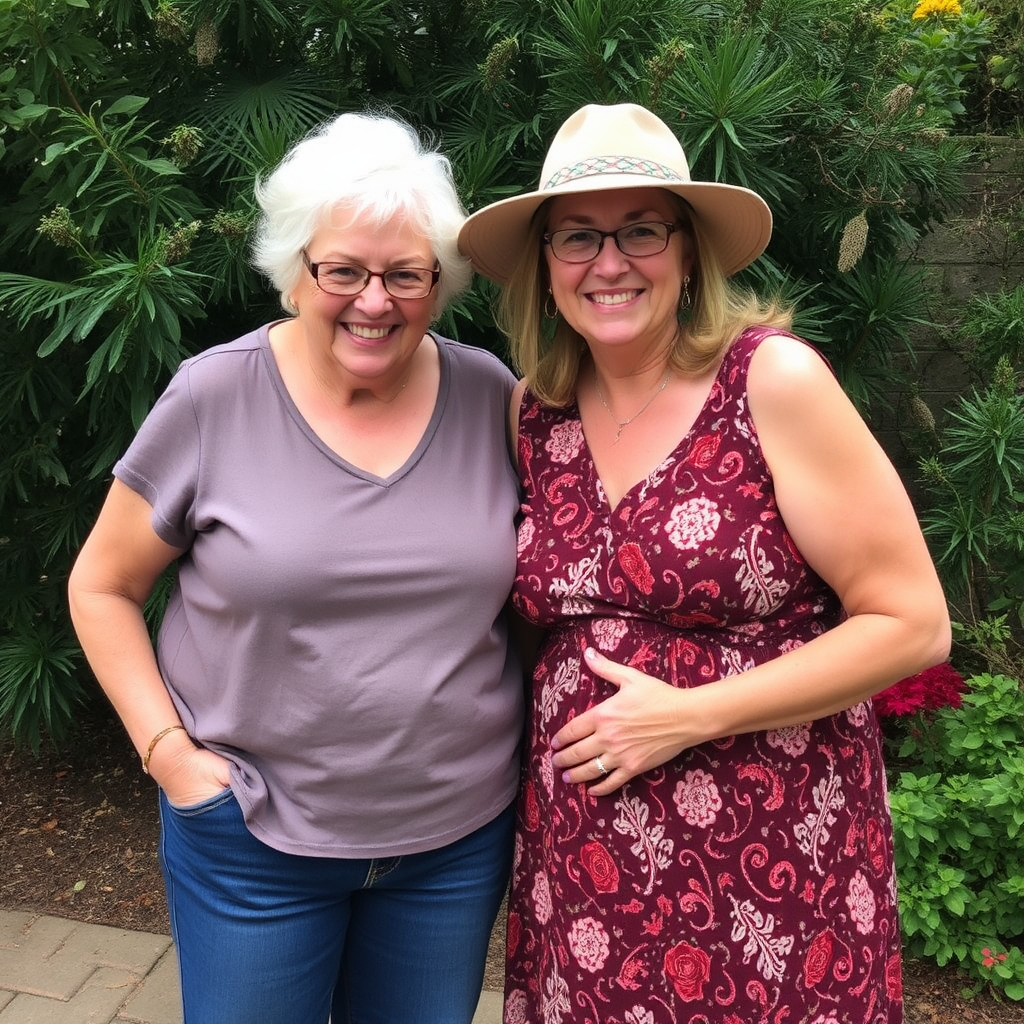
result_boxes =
[544,187,694,356]
[293,207,437,385]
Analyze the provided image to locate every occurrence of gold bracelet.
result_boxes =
[142,725,186,775]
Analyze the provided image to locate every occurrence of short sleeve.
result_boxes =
[113,363,200,550]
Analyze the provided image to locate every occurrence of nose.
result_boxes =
[591,233,630,276]
[354,273,394,314]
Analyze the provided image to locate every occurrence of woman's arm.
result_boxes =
[68,479,232,802]
[551,334,950,794]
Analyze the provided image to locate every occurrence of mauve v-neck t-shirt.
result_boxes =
[114,324,523,858]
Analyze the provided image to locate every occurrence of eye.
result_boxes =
[621,222,665,241]
[388,269,428,284]
[322,263,364,282]
[561,229,598,246]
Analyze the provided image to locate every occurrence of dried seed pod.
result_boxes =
[195,20,219,67]
[884,83,914,117]
[837,211,869,273]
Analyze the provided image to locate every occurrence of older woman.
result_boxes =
[459,103,950,1024]
[68,112,522,1024]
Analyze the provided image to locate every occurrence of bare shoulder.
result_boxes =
[747,333,837,398]
[746,333,859,429]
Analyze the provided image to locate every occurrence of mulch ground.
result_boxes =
[1,699,1022,1020]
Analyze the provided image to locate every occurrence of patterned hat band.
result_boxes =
[544,155,687,190]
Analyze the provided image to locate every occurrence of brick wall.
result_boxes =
[874,136,1024,490]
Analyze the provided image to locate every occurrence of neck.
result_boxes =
[592,360,673,444]
[307,334,426,410]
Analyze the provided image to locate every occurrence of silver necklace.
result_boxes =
[594,368,671,444]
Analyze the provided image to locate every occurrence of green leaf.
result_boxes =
[104,95,149,117]
[129,156,182,176]
[14,103,50,120]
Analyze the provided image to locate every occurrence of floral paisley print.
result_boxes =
[507,327,902,1024]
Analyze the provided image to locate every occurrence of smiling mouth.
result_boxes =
[345,323,394,339]
[589,290,642,306]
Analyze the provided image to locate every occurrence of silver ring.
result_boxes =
[594,755,609,775]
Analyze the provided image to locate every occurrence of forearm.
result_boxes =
[68,588,183,761]
[687,609,950,742]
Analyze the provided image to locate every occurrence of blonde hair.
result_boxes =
[498,193,792,407]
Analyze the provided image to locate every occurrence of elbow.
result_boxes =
[915,595,953,670]
[925,616,953,669]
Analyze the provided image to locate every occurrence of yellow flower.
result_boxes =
[912,0,962,20]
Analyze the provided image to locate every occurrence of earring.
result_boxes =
[679,276,691,311]
[544,291,558,319]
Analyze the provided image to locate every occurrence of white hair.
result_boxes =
[251,112,472,316]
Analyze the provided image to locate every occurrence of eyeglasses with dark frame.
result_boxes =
[302,251,440,299]
[543,221,682,264]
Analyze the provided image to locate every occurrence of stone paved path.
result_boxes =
[0,909,501,1023]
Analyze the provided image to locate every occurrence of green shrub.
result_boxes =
[0,0,1012,749]
[886,671,1024,999]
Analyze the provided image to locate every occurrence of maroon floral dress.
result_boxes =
[506,327,902,1024]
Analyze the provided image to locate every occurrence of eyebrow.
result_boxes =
[553,209,666,227]
[313,253,434,266]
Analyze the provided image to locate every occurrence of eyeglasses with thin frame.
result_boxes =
[302,251,440,299]
[543,221,681,263]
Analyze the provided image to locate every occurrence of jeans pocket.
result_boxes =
[165,786,235,817]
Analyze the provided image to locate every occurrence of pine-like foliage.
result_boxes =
[0,0,1008,747]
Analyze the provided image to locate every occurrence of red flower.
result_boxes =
[872,662,966,718]
[617,542,655,594]
[580,840,620,893]
[981,946,1008,968]
[803,929,834,988]
[663,941,711,1001]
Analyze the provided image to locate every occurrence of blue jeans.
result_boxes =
[158,790,514,1024]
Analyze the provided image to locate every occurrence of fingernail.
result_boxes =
[584,647,598,663]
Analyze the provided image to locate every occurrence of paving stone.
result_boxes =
[0,910,503,1024]
[0,912,76,955]
[0,965,133,1023]
[58,923,171,974]
[117,948,181,1024]
[473,988,502,1024]
[0,920,95,999]
[0,916,168,1002]
[0,911,39,947]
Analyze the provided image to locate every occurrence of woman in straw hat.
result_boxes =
[459,103,949,1024]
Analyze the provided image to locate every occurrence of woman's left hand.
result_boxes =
[551,647,700,796]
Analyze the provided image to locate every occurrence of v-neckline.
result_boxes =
[578,346,734,515]
[260,324,449,487]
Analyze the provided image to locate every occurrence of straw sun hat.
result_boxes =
[458,103,773,284]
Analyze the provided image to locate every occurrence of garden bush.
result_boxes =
[882,671,1024,1000]
[0,0,991,750]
